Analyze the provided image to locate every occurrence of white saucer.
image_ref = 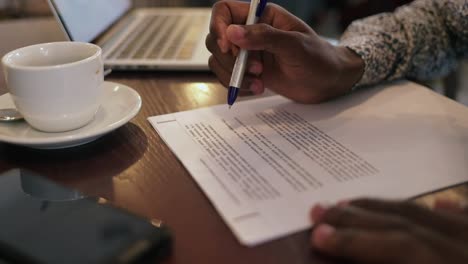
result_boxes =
[0,81,141,149]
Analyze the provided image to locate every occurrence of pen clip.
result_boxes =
[256,0,268,17]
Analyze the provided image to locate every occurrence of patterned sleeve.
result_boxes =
[339,0,468,87]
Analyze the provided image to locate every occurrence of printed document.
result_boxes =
[148,81,468,246]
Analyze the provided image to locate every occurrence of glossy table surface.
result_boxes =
[0,18,467,264]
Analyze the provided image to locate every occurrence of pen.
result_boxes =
[227,0,268,108]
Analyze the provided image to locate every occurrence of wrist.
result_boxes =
[334,45,365,93]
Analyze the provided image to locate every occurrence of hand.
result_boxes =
[310,199,468,263]
[206,1,364,104]
[433,198,468,214]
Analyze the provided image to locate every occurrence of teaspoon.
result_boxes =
[0,108,24,121]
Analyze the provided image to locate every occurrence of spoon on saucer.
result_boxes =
[0,108,24,121]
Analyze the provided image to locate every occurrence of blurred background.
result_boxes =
[0,0,414,34]
[0,0,465,104]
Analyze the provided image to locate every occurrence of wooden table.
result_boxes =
[1,18,467,264]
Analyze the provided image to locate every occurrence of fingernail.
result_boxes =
[461,200,468,209]
[248,62,263,75]
[337,199,350,207]
[311,203,330,222]
[312,224,335,248]
[227,25,246,41]
[249,81,262,95]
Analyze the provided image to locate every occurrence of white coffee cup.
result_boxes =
[2,41,104,132]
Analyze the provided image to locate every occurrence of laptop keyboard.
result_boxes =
[107,14,208,61]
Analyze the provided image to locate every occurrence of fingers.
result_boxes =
[350,199,468,237]
[206,33,236,71]
[206,33,264,76]
[208,55,264,95]
[210,1,251,53]
[312,199,468,245]
[311,224,434,264]
[433,199,468,214]
[248,78,264,95]
[208,55,231,88]
[311,202,468,264]
[207,26,265,95]
[210,1,311,54]
[247,51,263,76]
[225,24,303,55]
[311,203,412,231]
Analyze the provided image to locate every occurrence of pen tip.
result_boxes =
[229,105,232,109]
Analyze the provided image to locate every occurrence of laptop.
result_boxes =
[48,0,212,71]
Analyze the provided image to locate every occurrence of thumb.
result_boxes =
[226,24,298,54]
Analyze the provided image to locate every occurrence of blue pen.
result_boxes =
[227,0,268,108]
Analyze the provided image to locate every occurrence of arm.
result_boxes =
[340,0,468,86]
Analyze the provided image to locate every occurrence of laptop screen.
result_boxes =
[49,0,132,42]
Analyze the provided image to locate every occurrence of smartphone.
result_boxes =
[0,169,171,264]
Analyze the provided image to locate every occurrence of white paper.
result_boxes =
[148,81,468,246]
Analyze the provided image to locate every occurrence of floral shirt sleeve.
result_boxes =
[340,0,468,87]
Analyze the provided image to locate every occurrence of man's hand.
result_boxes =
[206,0,364,104]
[310,199,468,263]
